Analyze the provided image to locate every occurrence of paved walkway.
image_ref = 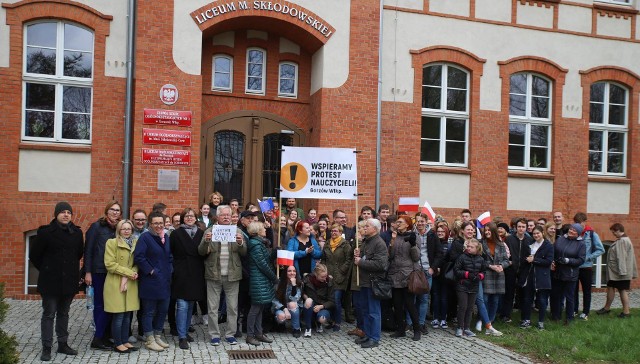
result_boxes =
[3,291,637,364]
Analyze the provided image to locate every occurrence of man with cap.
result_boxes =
[198,205,247,346]
[550,223,586,324]
[30,202,84,361]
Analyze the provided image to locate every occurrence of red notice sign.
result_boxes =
[143,108,192,127]
[142,149,191,166]
[143,128,192,146]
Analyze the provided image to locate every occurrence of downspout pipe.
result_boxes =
[375,0,384,209]
[122,0,136,218]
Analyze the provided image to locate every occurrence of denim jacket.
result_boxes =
[579,228,605,269]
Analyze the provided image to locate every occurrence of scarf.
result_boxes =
[330,236,342,252]
[148,227,165,244]
[123,236,133,248]
[181,224,198,238]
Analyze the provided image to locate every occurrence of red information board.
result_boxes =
[142,149,191,166]
[143,108,192,127]
[143,128,191,146]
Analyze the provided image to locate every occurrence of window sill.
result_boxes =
[202,90,309,104]
[19,142,92,153]
[508,170,555,180]
[420,165,471,175]
[588,175,631,184]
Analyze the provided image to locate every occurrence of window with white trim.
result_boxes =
[23,21,93,144]
[420,64,469,166]
[278,62,298,98]
[596,0,631,5]
[25,230,38,295]
[245,48,266,95]
[508,73,551,171]
[588,81,628,176]
[212,55,233,92]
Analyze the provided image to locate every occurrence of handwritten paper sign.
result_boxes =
[211,225,237,243]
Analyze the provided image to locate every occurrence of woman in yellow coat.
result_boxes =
[104,219,140,353]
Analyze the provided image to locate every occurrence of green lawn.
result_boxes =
[481,309,639,363]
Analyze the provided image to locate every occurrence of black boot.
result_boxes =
[41,347,51,361]
[57,342,78,355]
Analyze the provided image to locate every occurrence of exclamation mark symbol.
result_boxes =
[289,165,298,189]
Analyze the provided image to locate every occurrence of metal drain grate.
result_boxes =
[228,349,277,360]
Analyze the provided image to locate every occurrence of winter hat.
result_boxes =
[497,222,510,232]
[54,201,73,216]
[569,223,584,236]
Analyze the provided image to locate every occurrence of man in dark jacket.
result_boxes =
[501,218,532,322]
[30,202,84,361]
[353,218,388,348]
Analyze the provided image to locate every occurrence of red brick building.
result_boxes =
[1,0,638,296]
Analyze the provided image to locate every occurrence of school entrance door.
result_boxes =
[200,111,304,207]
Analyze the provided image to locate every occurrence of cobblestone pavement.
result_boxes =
[3,291,637,364]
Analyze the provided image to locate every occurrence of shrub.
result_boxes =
[0,283,19,364]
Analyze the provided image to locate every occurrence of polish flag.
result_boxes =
[477,211,491,225]
[398,197,420,212]
[420,200,436,222]
[277,250,295,266]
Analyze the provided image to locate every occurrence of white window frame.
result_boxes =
[508,73,552,172]
[212,54,233,92]
[595,0,631,5]
[22,21,94,144]
[245,47,266,95]
[278,61,298,98]
[420,63,469,167]
[588,81,628,177]
[25,230,38,295]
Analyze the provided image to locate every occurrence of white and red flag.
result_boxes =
[398,197,420,212]
[420,200,436,222]
[277,250,295,266]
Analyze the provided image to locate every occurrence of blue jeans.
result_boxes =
[407,272,432,326]
[484,293,501,324]
[91,273,111,339]
[303,307,331,328]
[111,312,132,346]
[360,287,381,342]
[551,279,576,321]
[141,298,170,336]
[431,275,448,321]
[475,282,490,325]
[333,289,344,325]
[275,306,301,330]
[176,299,194,339]
[352,290,365,329]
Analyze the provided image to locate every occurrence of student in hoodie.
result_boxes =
[518,226,554,330]
[572,212,605,320]
[550,224,586,324]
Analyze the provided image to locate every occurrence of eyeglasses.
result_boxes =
[120,228,132,231]
[134,218,146,222]
[109,208,121,213]
[151,222,164,226]
[184,215,196,218]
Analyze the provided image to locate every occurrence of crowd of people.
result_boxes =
[29,196,638,360]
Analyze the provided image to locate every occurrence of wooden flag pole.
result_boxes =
[355,194,359,287]
[277,193,283,279]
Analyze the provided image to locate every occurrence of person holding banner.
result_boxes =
[198,205,247,346]
[353,219,388,349]
[286,221,322,277]
[321,224,354,332]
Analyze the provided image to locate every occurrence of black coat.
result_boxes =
[84,219,116,274]
[170,227,205,301]
[505,234,533,275]
[30,219,84,296]
[420,229,444,270]
[454,252,487,293]
[518,240,554,290]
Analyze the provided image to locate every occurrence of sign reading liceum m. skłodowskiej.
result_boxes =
[280,147,357,200]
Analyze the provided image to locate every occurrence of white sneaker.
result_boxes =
[475,320,482,332]
[440,320,448,329]
[304,329,312,338]
[316,325,324,333]
[485,326,503,336]
[431,319,439,329]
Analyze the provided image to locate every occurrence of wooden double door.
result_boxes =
[200,112,304,206]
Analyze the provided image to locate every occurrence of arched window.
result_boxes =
[508,73,552,171]
[23,21,93,143]
[212,55,233,91]
[589,81,627,175]
[278,62,298,98]
[420,63,469,166]
[246,48,266,95]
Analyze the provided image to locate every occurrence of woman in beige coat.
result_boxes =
[596,223,638,318]
[104,219,139,353]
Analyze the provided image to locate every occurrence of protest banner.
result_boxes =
[211,225,237,243]
[279,147,357,200]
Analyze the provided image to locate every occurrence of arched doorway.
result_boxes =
[200,111,305,206]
